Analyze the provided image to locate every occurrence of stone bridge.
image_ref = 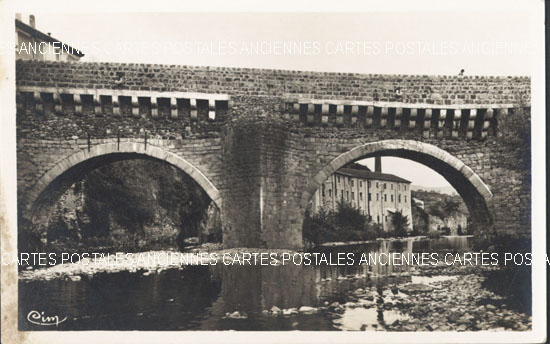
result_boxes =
[16,60,531,250]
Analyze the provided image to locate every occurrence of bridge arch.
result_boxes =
[23,142,222,233]
[300,139,494,234]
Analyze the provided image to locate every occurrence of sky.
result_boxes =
[359,157,451,190]
[17,11,535,76]
[12,10,536,189]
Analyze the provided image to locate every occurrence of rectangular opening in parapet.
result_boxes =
[328,104,337,126]
[41,93,54,116]
[60,94,74,116]
[100,95,113,116]
[387,107,396,129]
[215,100,229,111]
[444,110,454,136]
[138,97,151,118]
[80,94,94,116]
[157,97,171,118]
[373,106,381,127]
[416,109,425,134]
[180,99,191,109]
[431,109,441,134]
[402,108,411,128]
[357,106,367,128]
[459,109,470,137]
[178,99,190,120]
[197,99,209,120]
[473,109,487,139]
[343,105,352,126]
[299,103,308,123]
[313,104,322,124]
[118,96,131,117]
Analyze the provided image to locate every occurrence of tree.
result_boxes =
[442,199,460,215]
[390,211,410,237]
[334,200,366,230]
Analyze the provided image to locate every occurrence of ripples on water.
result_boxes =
[19,236,474,331]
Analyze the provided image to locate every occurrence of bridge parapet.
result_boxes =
[279,98,523,140]
[16,85,231,122]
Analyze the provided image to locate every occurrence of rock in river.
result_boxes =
[401,283,433,294]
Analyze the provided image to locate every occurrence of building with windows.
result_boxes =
[310,162,412,232]
[16,14,84,61]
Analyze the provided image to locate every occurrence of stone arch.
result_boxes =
[300,139,493,234]
[23,142,222,230]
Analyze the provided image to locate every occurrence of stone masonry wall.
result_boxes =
[16,60,529,104]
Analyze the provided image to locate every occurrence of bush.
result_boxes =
[303,201,385,244]
[476,231,532,314]
[440,226,451,235]
[389,211,410,238]
[427,231,442,239]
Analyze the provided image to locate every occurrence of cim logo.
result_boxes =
[27,310,67,326]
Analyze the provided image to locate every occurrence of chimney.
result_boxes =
[29,15,35,28]
[15,13,22,21]
[375,156,382,173]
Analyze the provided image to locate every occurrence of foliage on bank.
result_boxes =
[43,159,221,252]
[303,201,415,244]
[474,231,532,315]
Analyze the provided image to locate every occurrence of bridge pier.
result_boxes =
[221,119,303,250]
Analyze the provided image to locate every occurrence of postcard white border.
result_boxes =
[0,0,546,343]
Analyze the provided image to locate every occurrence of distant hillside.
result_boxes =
[411,185,458,196]
[411,189,469,234]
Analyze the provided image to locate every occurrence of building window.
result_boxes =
[359,181,362,188]
[368,193,372,201]
[338,176,341,183]
[346,191,349,200]
[351,179,354,187]
[385,215,388,222]
[391,184,393,190]
[384,183,387,189]
[384,194,387,202]
[404,185,407,191]
[368,181,371,188]
[351,192,355,200]
[404,196,407,203]
[376,182,378,188]
[398,184,400,191]
[398,194,401,203]
[328,189,332,197]
[321,184,325,197]
[376,194,379,201]
[391,195,394,202]
[359,192,363,200]
[377,215,380,223]
[341,190,343,198]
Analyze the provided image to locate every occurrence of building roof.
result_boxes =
[16,19,85,57]
[336,168,412,184]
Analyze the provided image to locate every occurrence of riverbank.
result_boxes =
[18,247,299,281]
[223,263,531,331]
[317,235,473,247]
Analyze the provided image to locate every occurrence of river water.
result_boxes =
[19,236,531,331]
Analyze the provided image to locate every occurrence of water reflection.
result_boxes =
[20,236,476,331]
